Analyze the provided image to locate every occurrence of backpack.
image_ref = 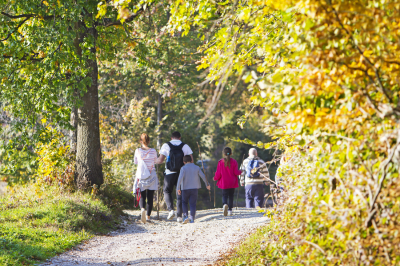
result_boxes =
[166,142,185,172]
[135,149,156,190]
[246,159,261,178]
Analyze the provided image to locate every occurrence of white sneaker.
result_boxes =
[141,208,146,223]
[177,217,183,223]
[223,204,228,216]
[167,210,175,220]
[228,210,233,216]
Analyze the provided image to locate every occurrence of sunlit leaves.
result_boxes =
[169,0,400,264]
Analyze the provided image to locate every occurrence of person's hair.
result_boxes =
[171,131,181,139]
[140,133,150,146]
[249,148,257,158]
[183,155,192,163]
[223,147,232,168]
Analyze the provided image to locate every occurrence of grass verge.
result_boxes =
[215,226,270,266]
[0,184,134,266]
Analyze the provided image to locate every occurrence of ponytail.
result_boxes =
[223,147,232,168]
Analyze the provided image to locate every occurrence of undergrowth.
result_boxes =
[0,184,134,266]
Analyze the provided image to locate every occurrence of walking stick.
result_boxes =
[156,164,160,220]
[236,154,245,210]
[197,142,211,203]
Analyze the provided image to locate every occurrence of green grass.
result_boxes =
[216,226,269,266]
[0,184,134,266]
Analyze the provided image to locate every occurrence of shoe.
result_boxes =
[177,217,183,223]
[223,204,228,216]
[183,216,190,224]
[228,210,233,216]
[141,208,146,223]
[190,218,194,223]
[146,216,151,221]
[167,210,175,220]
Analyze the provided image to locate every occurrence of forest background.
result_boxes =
[1,0,400,265]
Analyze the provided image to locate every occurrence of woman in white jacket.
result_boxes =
[133,133,158,223]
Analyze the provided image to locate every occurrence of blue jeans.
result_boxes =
[181,189,198,220]
[222,188,235,211]
[245,184,264,208]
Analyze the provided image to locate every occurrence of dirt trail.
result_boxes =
[42,208,269,266]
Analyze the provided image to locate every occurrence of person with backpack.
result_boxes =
[213,147,242,216]
[156,131,193,222]
[133,133,159,223]
[240,148,270,209]
[177,155,211,223]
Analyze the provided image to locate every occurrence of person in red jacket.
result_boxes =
[213,147,242,216]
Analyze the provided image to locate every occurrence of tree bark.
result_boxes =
[157,93,163,149]
[75,25,103,188]
[70,101,78,154]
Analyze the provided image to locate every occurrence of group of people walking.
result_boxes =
[133,131,270,224]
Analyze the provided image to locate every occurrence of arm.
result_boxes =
[133,149,138,165]
[240,159,247,185]
[155,154,166,164]
[233,160,243,176]
[183,144,194,163]
[156,143,168,164]
[259,160,270,184]
[198,167,210,187]
[213,162,222,181]
[176,168,185,192]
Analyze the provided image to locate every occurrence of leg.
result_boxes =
[189,189,198,220]
[163,173,178,211]
[253,184,264,208]
[245,185,255,208]
[146,190,154,216]
[228,188,235,211]
[181,190,189,217]
[222,189,229,206]
[176,193,183,218]
[139,190,147,210]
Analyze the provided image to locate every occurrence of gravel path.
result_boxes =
[43,208,269,266]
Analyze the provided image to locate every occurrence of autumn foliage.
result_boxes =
[166,0,400,264]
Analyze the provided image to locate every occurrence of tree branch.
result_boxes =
[98,8,143,27]
[1,12,34,19]
[1,11,59,20]
[0,17,30,42]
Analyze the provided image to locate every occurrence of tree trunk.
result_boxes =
[157,93,163,149]
[75,26,103,189]
[70,103,78,154]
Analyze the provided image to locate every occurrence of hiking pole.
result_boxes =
[156,164,160,220]
[197,142,211,203]
[236,154,245,210]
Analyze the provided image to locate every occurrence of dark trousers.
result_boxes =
[181,189,198,219]
[139,189,155,216]
[245,184,264,208]
[163,172,182,217]
[222,188,235,211]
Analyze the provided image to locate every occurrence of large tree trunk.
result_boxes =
[75,26,103,188]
